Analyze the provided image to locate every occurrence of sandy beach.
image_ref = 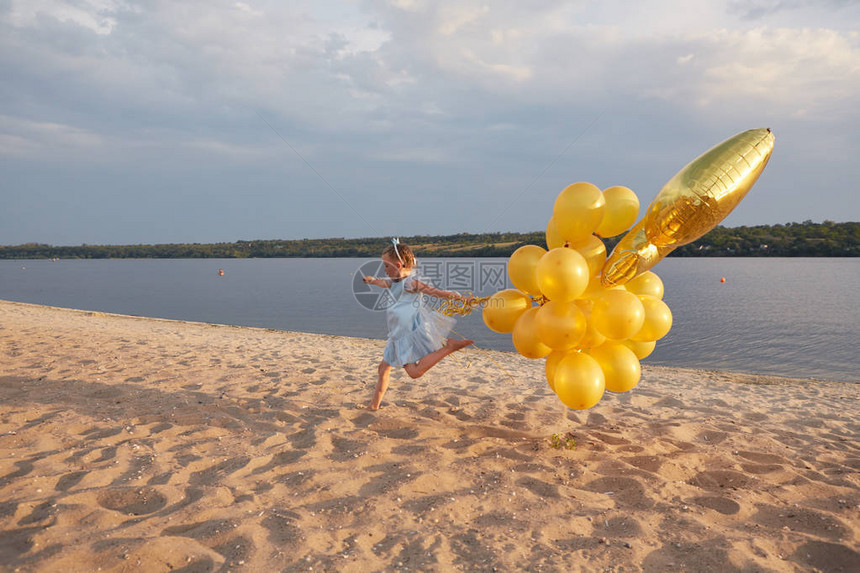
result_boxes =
[0,299,857,572]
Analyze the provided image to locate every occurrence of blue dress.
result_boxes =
[382,275,457,367]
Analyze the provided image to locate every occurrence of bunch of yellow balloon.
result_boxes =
[482,182,673,410]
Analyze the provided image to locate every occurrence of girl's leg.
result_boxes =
[404,338,473,379]
[367,360,392,410]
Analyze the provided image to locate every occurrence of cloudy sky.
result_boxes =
[2,0,859,246]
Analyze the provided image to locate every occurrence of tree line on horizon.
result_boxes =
[1,220,857,260]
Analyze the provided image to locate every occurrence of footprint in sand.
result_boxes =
[689,469,756,491]
[17,499,60,526]
[97,487,167,515]
[791,541,860,573]
[691,496,741,515]
[516,476,560,499]
[212,535,253,566]
[580,476,649,507]
[350,411,376,428]
[162,519,240,540]
[591,515,643,538]
[252,449,307,473]
[329,437,369,462]
[752,504,849,541]
[373,427,419,440]
[358,463,419,496]
[54,470,88,492]
[188,456,251,486]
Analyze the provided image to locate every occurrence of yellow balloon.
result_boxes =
[512,307,552,359]
[536,247,589,302]
[596,186,639,238]
[589,342,641,393]
[571,234,607,278]
[622,339,656,360]
[624,271,664,299]
[535,300,586,350]
[553,352,605,410]
[573,299,607,349]
[553,182,605,244]
[508,245,546,296]
[631,296,673,341]
[602,128,775,286]
[546,218,565,250]
[545,349,576,390]
[592,290,645,340]
[482,289,532,333]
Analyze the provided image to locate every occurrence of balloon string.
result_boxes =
[438,294,489,317]
[448,328,518,386]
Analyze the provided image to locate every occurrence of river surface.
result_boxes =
[1,257,857,382]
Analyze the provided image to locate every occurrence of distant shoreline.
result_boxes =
[2,221,858,259]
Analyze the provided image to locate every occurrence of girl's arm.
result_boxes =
[362,276,391,288]
[409,279,471,301]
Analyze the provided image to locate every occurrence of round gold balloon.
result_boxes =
[512,307,552,359]
[535,300,586,350]
[571,234,607,278]
[546,218,565,250]
[624,271,664,299]
[596,186,639,238]
[553,352,606,410]
[482,289,532,333]
[553,182,605,244]
[589,342,641,393]
[545,348,575,390]
[631,295,673,342]
[591,289,645,341]
[622,339,656,360]
[536,247,590,302]
[508,245,546,296]
[573,298,607,349]
[602,128,775,287]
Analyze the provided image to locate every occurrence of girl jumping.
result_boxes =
[362,240,473,410]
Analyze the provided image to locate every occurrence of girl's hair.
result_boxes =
[383,242,416,269]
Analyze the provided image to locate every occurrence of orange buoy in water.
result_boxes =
[218,268,224,276]
[720,277,726,283]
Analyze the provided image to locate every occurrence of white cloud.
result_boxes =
[4,0,125,35]
[0,115,104,157]
[437,4,489,36]
[2,0,860,243]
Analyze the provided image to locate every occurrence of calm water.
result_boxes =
[1,258,857,382]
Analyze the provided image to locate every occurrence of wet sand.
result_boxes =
[1,299,858,572]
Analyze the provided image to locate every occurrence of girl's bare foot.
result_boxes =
[446,338,474,351]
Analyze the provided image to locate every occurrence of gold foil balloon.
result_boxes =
[572,234,607,278]
[624,271,664,299]
[536,247,590,302]
[546,218,565,250]
[553,352,606,410]
[553,182,605,244]
[596,186,639,238]
[535,300,586,350]
[591,290,645,340]
[602,128,775,287]
[508,245,546,296]
[589,342,642,393]
[632,296,673,341]
[512,307,552,359]
[482,289,532,333]
[623,339,656,360]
